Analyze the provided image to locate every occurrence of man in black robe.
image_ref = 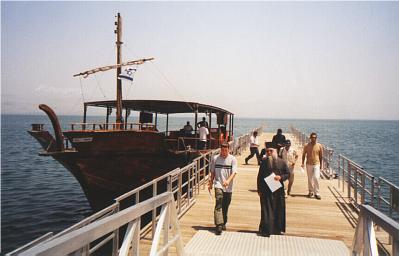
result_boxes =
[257,142,290,237]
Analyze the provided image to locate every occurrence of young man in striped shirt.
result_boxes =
[208,142,238,235]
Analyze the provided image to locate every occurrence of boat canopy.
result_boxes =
[84,100,233,115]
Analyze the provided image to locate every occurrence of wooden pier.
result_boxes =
[14,130,397,255]
[138,132,358,254]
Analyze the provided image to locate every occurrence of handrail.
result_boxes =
[352,204,399,256]
[69,122,156,131]
[291,126,399,217]
[11,126,263,255]
[18,192,183,256]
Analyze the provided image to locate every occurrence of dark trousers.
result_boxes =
[198,140,206,150]
[214,188,232,226]
[246,147,260,164]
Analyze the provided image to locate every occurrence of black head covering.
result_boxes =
[265,142,276,149]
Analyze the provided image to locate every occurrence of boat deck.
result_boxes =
[139,132,358,255]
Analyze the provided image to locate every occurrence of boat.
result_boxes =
[28,13,234,211]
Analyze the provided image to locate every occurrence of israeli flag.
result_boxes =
[118,67,136,82]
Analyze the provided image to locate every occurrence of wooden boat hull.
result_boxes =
[51,150,190,211]
[29,128,195,211]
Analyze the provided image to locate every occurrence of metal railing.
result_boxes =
[291,126,399,218]
[16,192,183,256]
[352,204,399,256]
[10,126,263,255]
[230,126,263,156]
[337,154,376,209]
[8,148,218,256]
[69,122,156,131]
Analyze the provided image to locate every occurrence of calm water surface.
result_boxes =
[1,115,399,253]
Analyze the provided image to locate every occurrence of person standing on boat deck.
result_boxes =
[197,117,209,128]
[279,140,298,196]
[301,132,323,200]
[272,128,286,155]
[257,142,290,237]
[208,142,238,235]
[198,123,209,150]
[183,121,193,136]
[219,125,227,144]
[245,131,260,165]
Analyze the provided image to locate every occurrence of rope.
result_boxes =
[94,74,107,99]
[149,61,193,111]
[79,76,85,103]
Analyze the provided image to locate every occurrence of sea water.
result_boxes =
[1,115,399,253]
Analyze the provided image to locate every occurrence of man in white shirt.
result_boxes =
[208,142,238,235]
[245,131,260,165]
[198,123,209,150]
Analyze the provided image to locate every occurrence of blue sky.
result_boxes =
[2,2,399,119]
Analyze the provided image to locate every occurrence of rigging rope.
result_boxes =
[149,61,194,111]
[94,74,107,99]
[79,76,85,103]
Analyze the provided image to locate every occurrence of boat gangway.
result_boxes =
[7,127,399,256]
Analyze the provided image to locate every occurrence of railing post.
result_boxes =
[370,176,375,207]
[188,166,191,205]
[361,173,365,205]
[338,156,341,189]
[162,202,170,256]
[112,204,120,256]
[348,161,352,199]
[342,157,345,193]
[195,161,199,195]
[390,186,393,217]
[393,238,399,256]
[178,172,182,214]
[354,166,358,206]
[378,178,381,211]
[167,176,172,192]
[152,182,157,239]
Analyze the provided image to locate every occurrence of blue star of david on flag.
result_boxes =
[118,67,137,82]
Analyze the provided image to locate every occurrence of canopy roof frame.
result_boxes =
[84,100,233,115]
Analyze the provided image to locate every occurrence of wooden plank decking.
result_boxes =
[139,132,358,254]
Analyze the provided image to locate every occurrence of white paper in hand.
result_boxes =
[299,167,305,173]
[264,173,282,193]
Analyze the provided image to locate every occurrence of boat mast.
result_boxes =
[115,13,123,124]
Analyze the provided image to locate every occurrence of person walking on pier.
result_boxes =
[208,142,238,235]
[272,128,286,155]
[301,132,323,200]
[245,131,260,165]
[257,142,290,237]
[279,140,298,196]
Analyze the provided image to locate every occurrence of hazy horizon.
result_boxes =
[2,112,398,122]
[2,2,399,120]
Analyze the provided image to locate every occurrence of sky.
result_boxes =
[1,1,399,120]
